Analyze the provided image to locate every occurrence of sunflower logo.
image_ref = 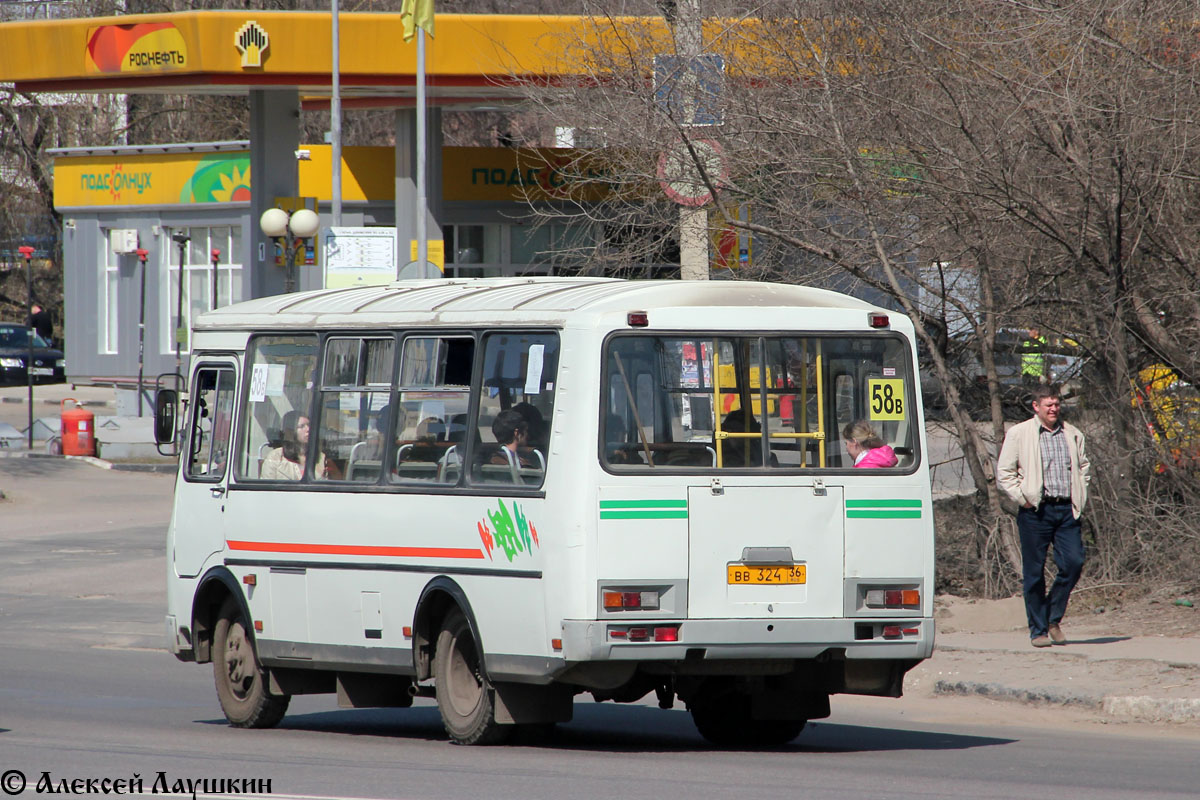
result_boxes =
[211,165,252,202]
[181,154,252,203]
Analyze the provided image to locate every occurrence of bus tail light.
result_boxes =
[653,626,679,642]
[868,312,890,328]
[627,311,649,327]
[602,589,660,611]
[865,587,921,608]
[607,624,680,642]
[881,625,919,640]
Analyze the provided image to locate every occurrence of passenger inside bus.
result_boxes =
[261,411,324,480]
[719,408,771,467]
[490,409,534,468]
[842,420,898,468]
[511,402,547,451]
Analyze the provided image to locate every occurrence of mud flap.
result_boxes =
[493,681,575,724]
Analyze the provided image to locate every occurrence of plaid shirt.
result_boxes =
[1039,424,1072,498]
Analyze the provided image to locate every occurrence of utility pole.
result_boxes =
[18,245,35,450]
[673,0,709,280]
[331,0,342,226]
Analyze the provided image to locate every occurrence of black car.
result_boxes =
[0,323,66,387]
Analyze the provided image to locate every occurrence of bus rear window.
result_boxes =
[602,334,916,471]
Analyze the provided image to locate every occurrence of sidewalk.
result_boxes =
[908,599,1200,724]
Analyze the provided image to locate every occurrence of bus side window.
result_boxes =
[472,331,558,488]
[391,336,473,486]
[235,334,319,481]
[315,336,394,483]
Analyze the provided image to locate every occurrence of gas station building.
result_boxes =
[0,11,640,388]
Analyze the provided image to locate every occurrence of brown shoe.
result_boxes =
[1031,635,1052,648]
[1048,623,1067,645]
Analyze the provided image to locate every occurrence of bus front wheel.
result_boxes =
[212,596,289,728]
[434,609,511,745]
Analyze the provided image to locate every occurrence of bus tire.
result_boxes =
[690,691,806,747]
[434,608,511,745]
[212,596,289,728]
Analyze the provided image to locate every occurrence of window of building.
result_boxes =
[444,221,597,278]
[162,226,244,354]
[100,231,120,354]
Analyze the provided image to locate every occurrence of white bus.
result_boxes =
[158,277,934,746]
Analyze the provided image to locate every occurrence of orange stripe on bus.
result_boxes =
[226,540,486,559]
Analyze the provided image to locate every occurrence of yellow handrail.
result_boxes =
[713,339,829,468]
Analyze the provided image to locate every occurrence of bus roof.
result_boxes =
[193,277,882,331]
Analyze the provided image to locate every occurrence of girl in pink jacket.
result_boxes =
[843,420,898,468]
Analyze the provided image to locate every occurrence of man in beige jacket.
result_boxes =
[997,384,1090,648]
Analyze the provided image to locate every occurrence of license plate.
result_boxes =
[31,367,53,376]
[727,564,807,585]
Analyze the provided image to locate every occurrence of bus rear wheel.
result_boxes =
[690,690,806,747]
[212,596,289,728]
[434,609,511,745]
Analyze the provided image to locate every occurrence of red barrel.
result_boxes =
[61,398,96,457]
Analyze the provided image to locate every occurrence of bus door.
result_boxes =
[173,359,238,578]
[686,484,844,619]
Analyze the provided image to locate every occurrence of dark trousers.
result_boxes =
[1017,502,1084,638]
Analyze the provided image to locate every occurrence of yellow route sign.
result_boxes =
[868,379,906,420]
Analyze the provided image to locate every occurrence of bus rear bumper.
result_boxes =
[560,617,935,663]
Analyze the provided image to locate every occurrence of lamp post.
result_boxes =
[259,207,320,293]
[17,245,35,450]
[171,233,190,380]
[136,248,149,417]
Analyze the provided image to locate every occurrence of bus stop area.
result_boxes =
[1,430,1197,727]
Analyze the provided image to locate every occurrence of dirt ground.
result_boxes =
[935,588,1200,639]
[918,590,1200,722]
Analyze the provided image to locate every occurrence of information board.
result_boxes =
[322,227,397,288]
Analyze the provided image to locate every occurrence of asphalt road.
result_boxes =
[2,459,1197,800]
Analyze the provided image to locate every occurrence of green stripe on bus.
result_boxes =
[845,499,922,508]
[846,510,923,519]
[599,499,688,509]
[600,510,690,520]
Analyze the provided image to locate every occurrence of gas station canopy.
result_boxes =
[0,11,629,107]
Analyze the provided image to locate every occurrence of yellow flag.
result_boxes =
[401,0,435,42]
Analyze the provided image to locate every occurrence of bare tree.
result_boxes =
[515,0,1200,592]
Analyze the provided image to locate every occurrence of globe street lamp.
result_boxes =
[259,207,319,293]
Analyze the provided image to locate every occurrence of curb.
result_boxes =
[0,396,112,407]
[1100,696,1200,723]
[934,680,1200,722]
[933,680,1099,709]
[0,450,177,473]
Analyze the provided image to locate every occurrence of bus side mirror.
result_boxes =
[155,389,178,445]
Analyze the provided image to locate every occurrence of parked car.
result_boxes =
[919,329,1087,419]
[0,323,66,387]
